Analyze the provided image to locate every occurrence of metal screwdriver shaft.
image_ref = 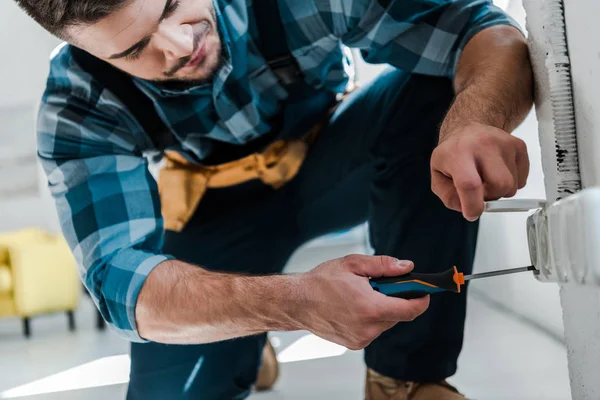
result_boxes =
[463,266,536,281]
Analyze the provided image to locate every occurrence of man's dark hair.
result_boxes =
[14,0,129,39]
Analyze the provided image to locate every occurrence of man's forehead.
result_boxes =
[68,0,164,57]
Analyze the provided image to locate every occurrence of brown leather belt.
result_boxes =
[157,89,354,232]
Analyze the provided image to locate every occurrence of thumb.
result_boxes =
[346,255,414,278]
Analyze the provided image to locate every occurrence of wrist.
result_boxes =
[440,87,507,141]
[250,274,307,332]
[448,25,533,139]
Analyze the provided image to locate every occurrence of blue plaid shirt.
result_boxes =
[37,0,518,342]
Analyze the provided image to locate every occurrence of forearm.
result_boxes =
[441,25,534,137]
[136,260,304,344]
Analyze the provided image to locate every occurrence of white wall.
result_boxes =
[556,1,600,398]
[524,0,600,397]
[0,2,61,233]
[0,3,61,108]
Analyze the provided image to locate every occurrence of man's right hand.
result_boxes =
[294,255,430,350]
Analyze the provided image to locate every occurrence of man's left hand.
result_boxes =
[430,122,530,222]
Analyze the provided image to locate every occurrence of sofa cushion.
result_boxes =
[0,265,11,294]
[0,248,7,265]
[0,294,15,317]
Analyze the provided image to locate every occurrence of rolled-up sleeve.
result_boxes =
[316,0,522,78]
[37,84,173,343]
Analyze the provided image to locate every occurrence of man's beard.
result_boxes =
[151,9,226,89]
[152,48,226,89]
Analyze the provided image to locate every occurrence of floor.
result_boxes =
[0,241,572,400]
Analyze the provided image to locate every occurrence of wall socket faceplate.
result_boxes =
[527,187,600,286]
[486,188,600,286]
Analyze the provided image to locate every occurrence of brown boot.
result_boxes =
[365,368,467,400]
[365,368,409,400]
[255,339,279,391]
[408,380,466,400]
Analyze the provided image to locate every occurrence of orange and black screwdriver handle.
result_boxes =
[369,267,465,299]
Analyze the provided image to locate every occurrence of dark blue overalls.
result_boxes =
[72,1,479,398]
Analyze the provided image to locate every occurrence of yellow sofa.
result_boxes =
[0,228,80,337]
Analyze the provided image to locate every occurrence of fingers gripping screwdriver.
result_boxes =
[370,266,537,299]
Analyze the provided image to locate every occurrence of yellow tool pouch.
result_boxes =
[157,123,322,232]
[157,89,355,232]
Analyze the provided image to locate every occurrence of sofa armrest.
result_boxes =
[0,265,12,295]
[9,239,80,316]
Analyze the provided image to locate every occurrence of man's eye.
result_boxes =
[165,0,180,18]
[122,1,180,62]
[124,37,152,61]
[124,49,144,61]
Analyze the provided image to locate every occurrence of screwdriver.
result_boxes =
[370,265,537,299]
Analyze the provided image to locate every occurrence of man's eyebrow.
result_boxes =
[108,0,173,60]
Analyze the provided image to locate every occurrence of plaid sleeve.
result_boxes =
[37,67,174,343]
[315,0,521,78]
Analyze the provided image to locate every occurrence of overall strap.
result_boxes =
[253,0,304,86]
[70,46,174,151]
[69,0,306,159]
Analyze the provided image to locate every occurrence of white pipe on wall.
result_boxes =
[558,1,600,398]
[525,0,600,398]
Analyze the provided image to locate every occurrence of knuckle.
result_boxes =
[355,335,374,349]
[347,343,362,351]
[367,307,383,321]
[444,197,458,211]
[367,326,383,341]
[456,142,473,156]
[431,183,445,199]
[403,307,421,322]
[341,254,360,268]
[478,133,496,148]
[359,326,375,340]
[406,311,419,321]
[358,302,381,321]
[455,177,481,191]
[449,198,461,212]
[519,140,528,154]
[343,254,360,263]
[513,137,528,153]
[348,333,369,350]
[499,176,514,191]
[357,341,371,350]
[378,255,396,269]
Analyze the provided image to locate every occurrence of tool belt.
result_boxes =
[158,121,325,232]
[158,88,355,232]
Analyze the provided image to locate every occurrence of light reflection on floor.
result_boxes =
[1,355,130,399]
[1,333,346,399]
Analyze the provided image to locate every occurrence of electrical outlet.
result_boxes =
[484,189,600,286]
[527,187,600,286]
[527,207,556,282]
